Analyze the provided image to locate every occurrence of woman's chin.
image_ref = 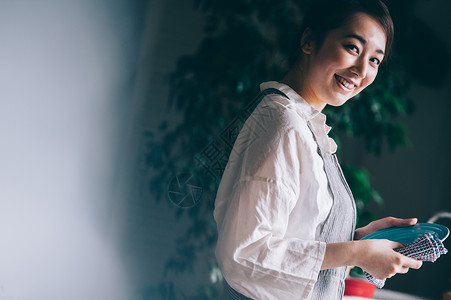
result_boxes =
[328,98,349,107]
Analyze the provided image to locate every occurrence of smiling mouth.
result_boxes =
[335,74,356,89]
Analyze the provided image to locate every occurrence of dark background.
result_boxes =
[135,0,451,299]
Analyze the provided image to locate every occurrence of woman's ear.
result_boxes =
[301,28,315,54]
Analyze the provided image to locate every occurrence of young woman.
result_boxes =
[214,0,422,299]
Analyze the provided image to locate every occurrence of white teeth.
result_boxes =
[336,75,355,89]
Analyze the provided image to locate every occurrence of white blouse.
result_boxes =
[214,81,339,299]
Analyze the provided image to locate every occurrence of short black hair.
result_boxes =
[289,0,393,66]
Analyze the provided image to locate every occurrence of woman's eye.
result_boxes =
[345,44,359,54]
[370,57,381,65]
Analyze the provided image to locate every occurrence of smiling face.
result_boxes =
[298,12,387,110]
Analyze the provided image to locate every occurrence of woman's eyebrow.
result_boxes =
[344,33,385,55]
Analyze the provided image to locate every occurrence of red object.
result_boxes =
[344,278,377,298]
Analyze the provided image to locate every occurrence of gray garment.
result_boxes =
[308,137,356,300]
[223,280,253,300]
[223,91,356,300]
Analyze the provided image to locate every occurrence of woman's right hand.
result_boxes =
[355,239,423,279]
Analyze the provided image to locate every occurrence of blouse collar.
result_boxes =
[260,81,338,154]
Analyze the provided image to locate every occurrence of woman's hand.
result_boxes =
[322,216,422,278]
[354,239,422,280]
[322,237,422,279]
[354,217,417,240]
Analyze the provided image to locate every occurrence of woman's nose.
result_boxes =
[351,58,368,79]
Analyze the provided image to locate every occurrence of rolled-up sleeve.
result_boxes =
[231,179,325,299]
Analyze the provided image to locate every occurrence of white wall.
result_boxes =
[0,1,144,299]
[116,0,209,296]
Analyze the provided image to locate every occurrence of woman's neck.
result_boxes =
[281,65,326,111]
